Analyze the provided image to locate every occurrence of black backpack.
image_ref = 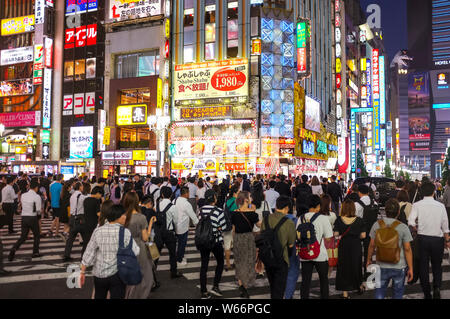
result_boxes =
[223,199,234,232]
[155,202,175,237]
[357,198,380,233]
[398,204,408,224]
[114,185,121,199]
[195,210,217,251]
[255,216,288,269]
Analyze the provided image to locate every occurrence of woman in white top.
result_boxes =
[311,176,324,197]
[196,179,206,201]
[320,194,337,227]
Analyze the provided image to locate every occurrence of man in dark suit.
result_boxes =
[237,173,251,192]
[275,175,291,197]
[327,175,343,213]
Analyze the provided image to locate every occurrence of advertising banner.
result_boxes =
[410,140,430,151]
[33,45,44,85]
[35,0,45,25]
[408,72,430,109]
[65,24,97,49]
[409,117,431,140]
[0,79,33,97]
[180,106,232,120]
[170,139,260,158]
[70,126,94,159]
[174,58,248,101]
[66,0,98,15]
[1,15,35,36]
[109,0,161,21]
[305,96,321,133]
[372,49,380,150]
[0,111,41,127]
[0,47,34,66]
[42,68,52,129]
[116,104,147,125]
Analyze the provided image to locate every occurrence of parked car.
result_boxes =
[349,177,396,207]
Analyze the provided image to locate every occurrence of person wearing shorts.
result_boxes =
[49,175,63,237]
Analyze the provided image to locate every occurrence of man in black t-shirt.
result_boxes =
[83,186,103,244]
[275,175,291,198]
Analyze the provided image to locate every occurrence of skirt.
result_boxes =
[233,232,257,288]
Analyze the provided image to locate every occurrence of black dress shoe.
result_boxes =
[170,272,183,279]
[151,281,161,292]
[0,269,11,276]
[433,288,441,299]
[32,253,42,258]
[8,250,15,262]
[62,256,73,262]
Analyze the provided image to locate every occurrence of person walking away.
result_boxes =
[274,175,291,197]
[2,176,17,234]
[223,185,239,271]
[284,201,299,299]
[110,177,121,205]
[334,199,365,298]
[49,174,64,237]
[84,186,104,245]
[175,187,199,267]
[320,195,337,227]
[264,180,280,213]
[231,191,260,298]
[294,175,312,216]
[154,186,182,279]
[8,180,42,261]
[397,190,412,224]
[147,177,162,203]
[197,189,227,299]
[311,176,323,197]
[327,175,343,213]
[59,181,72,241]
[186,177,198,213]
[123,192,155,299]
[79,204,140,299]
[367,198,414,299]
[197,179,207,208]
[408,182,450,299]
[259,196,296,299]
[63,182,89,262]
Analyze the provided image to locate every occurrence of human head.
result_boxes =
[236,173,243,183]
[91,186,104,199]
[180,186,189,198]
[307,195,321,213]
[331,175,337,182]
[311,176,320,186]
[236,191,251,208]
[229,184,240,198]
[340,199,356,217]
[420,182,436,197]
[30,180,39,191]
[269,180,276,189]
[395,180,405,189]
[6,176,14,185]
[170,177,178,187]
[106,204,127,225]
[73,182,82,192]
[385,198,400,219]
[301,175,308,184]
[82,182,91,195]
[56,174,63,182]
[160,186,173,199]
[320,194,332,216]
[99,200,114,226]
[197,179,204,188]
[396,190,410,203]
[204,189,217,205]
[275,196,292,215]
[98,178,106,186]
[358,184,369,197]
[141,195,154,209]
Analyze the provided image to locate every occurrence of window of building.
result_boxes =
[184,0,195,63]
[115,50,159,79]
[227,1,239,58]
[204,0,216,61]
[119,127,151,149]
[120,88,151,105]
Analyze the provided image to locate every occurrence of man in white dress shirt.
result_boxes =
[409,182,450,299]
[8,180,42,261]
[174,187,199,267]
[264,180,280,211]
[2,176,17,234]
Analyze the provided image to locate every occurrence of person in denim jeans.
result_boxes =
[284,211,299,299]
[367,198,414,299]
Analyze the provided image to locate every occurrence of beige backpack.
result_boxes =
[375,219,401,263]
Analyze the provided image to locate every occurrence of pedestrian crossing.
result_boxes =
[2,215,450,299]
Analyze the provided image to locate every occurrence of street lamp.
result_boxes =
[148,111,171,177]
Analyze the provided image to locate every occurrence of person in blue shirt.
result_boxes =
[284,199,300,299]
[49,174,64,238]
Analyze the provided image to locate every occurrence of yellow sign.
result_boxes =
[347,59,356,72]
[361,58,367,71]
[1,15,35,36]
[116,104,147,126]
[103,127,111,145]
[336,58,341,73]
[165,19,170,38]
[252,39,262,55]
[132,150,146,161]
[157,78,162,109]
[103,170,109,179]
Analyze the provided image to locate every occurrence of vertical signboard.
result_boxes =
[380,55,386,125]
[42,68,52,128]
[408,72,431,151]
[33,45,44,85]
[351,111,356,173]
[297,19,311,77]
[372,48,380,151]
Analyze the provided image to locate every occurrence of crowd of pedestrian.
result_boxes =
[0,171,449,300]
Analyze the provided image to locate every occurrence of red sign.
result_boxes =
[164,39,169,58]
[336,74,341,89]
[297,48,306,73]
[211,68,246,92]
[44,39,53,68]
[0,111,39,127]
[225,163,245,171]
[65,24,97,49]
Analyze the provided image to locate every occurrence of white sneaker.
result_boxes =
[177,260,188,268]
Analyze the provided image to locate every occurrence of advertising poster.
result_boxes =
[0,111,41,127]
[170,139,260,158]
[70,126,94,159]
[86,58,96,79]
[0,79,33,97]
[409,117,430,140]
[1,15,35,36]
[174,58,248,101]
[66,0,97,15]
[410,141,430,152]
[304,96,321,133]
[408,72,430,109]
[0,47,34,66]
[110,0,161,21]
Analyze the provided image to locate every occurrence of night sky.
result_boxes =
[359,0,408,61]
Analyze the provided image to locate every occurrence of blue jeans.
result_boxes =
[375,268,406,299]
[176,232,189,263]
[284,247,300,299]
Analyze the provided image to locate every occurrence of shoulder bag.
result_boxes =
[326,220,352,268]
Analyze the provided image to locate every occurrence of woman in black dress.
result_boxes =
[334,199,366,299]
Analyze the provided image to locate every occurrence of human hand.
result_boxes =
[79,272,85,288]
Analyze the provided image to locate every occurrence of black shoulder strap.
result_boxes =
[75,193,81,216]
[274,216,288,232]
[356,199,366,208]
[310,212,321,223]
[400,204,406,214]
[151,188,159,196]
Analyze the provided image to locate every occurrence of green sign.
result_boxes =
[317,140,327,155]
[42,130,50,144]
[297,22,306,48]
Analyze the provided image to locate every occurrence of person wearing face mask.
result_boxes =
[79,204,140,299]
[231,191,261,298]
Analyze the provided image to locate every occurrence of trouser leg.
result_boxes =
[211,243,224,287]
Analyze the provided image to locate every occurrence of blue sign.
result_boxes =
[61,166,74,175]
[351,111,356,173]
[328,144,338,152]
[66,0,97,14]
[303,140,315,156]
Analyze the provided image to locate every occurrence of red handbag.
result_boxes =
[327,225,351,268]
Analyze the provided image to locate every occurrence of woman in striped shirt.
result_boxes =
[198,189,227,299]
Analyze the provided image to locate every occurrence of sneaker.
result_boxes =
[201,292,212,299]
[177,261,187,268]
[209,286,223,297]
[31,253,42,258]
[433,288,441,299]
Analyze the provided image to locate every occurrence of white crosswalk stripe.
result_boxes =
[2,215,450,299]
